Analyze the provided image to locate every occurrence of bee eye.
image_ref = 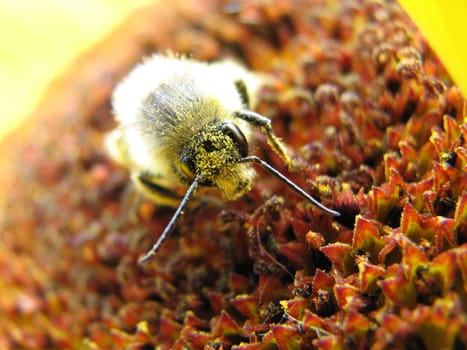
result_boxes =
[181,156,196,180]
[221,122,248,157]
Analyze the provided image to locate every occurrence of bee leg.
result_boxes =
[118,182,144,224]
[134,172,182,207]
[234,110,293,168]
[234,79,250,109]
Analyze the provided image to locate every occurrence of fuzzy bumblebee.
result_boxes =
[106,54,339,263]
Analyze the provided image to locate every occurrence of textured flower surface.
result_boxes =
[0,0,465,349]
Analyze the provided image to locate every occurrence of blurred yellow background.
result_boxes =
[0,0,465,142]
[0,0,154,141]
[399,0,467,97]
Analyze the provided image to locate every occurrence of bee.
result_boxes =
[106,53,340,264]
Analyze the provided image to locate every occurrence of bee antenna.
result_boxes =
[138,176,200,264]
[239,156,340,216]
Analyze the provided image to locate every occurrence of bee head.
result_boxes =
[179,121,255,199]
